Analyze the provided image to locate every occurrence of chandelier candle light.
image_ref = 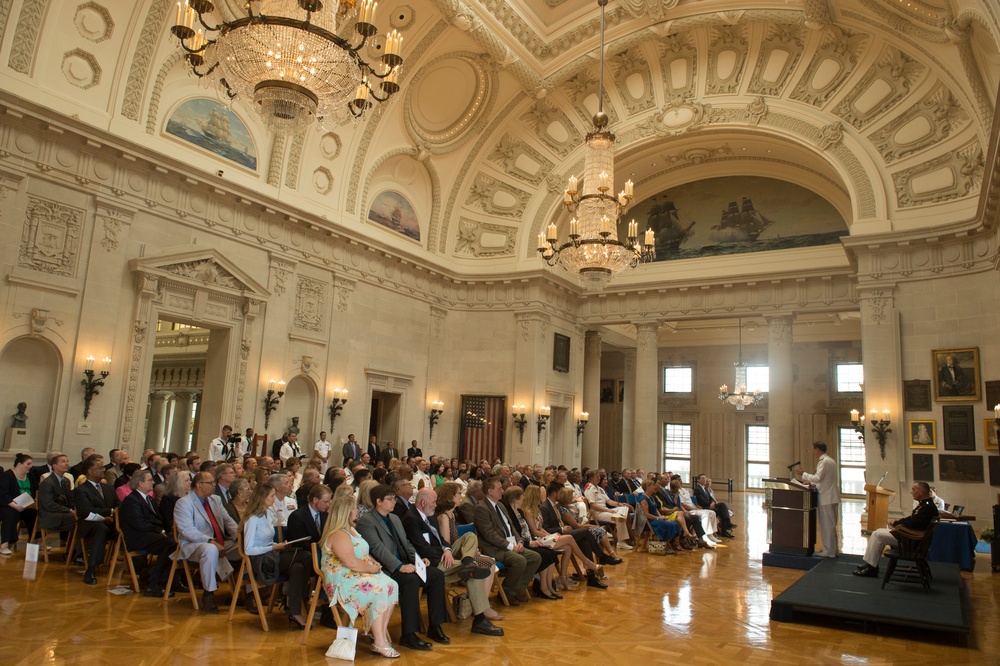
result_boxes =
[718,318,765,410]
[537,0,655,291]
[171,0,404,133]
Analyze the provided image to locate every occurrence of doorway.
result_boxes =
[369,391,401,449]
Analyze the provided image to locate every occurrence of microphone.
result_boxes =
[786,461,800,472]
[877,471,888,487]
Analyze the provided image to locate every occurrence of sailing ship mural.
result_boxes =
[367,190,421,241]
[623,176,847,261]
[165,98,257,170]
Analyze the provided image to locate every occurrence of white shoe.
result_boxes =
[702,537,717,548]
[708,535,722,543]
[618,542,633,550]
[0,544,12,556]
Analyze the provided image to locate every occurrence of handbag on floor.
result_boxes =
[647,539,668,556]
[452,592,473,620]
[326,626,358,661]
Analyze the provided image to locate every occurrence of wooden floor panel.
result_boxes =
[1,496,996,664]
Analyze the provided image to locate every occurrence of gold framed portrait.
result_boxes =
[932,347,981,402]
[985,418,999,450]
[908,419,936,449]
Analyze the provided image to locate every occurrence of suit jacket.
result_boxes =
[174,492,238,560]
[159,494,180,533]
[214,483,234,506]
[37,473,75,529]
[896,497,939,531]
[68,461,88,482]
[392,495,412,520]
[119,490,168,550]
[539,499,564,534]
[0,469,30,507]
[380,446,398,467]
[342,440,362,464]
[28,464,51,492]
[366,441,380,461]
[356,509,415,573]
[472,498,516,560]
[104,465,123,486]
[73,480,117,523]
[402,506,448,567]
[406,447,422,459]
[455,496,478,525]
[693,484,714,509]
[285,504,327,543]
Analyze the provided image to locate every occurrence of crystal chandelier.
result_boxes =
[171,0,404,133]
[719,319,765,410]
[537,0,654,292]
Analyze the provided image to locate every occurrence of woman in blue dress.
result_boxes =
[638,480,681,553]
[321,496,400,658]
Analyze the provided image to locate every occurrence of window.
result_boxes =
[839,427,866,495]
[836,363,864,393]
[663,367,693,393]
[663,423,692,483]
[746,425,769,490]
[745,366,769,393]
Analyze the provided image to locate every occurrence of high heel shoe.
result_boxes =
[371,643,401,658]
[288,614,307,630]
[557,577,577,591]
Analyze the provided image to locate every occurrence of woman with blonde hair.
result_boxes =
[556,487,622,563]
[321,496,399,658]
[355,478,379,519]
[521,484,602,589]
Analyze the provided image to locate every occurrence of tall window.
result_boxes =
[836,363,864,393]
[663,367,693,393]
[745,366,769,393]
[746,425,769,490]
[663,423,692,483]
[838,427,866,495]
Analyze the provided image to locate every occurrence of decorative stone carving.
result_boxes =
[312,167,334,195]
[284,131,305,189]
[403,53,495,153]
[74,2,114,43]
[705,24,749,95]
[860,288,891,327]
[746,96,768,125]
[8,0,46,74]
[430,305,447,338]
[790,25,868,107]
[334,276,355,313]
[294,276,327,332]
[519,99,580,157]
[464,174,530,218]
[662,145,733,165]
[609,47,655,115]
[97,205,132,252]
[817,122,844,151]
[656,32,698,100]
[746,23,804,97]
[620,0,679,20]
[454,219,516,257]
[868,84,968,163]
[636,98,711,137]
[122,0,170,121]
[833,47,923,129]
[162,259,242,289]
[893,141,984,208]
[766,316,792,346]
[487,134,554,186]
[802,0,831,30]
[320,132,342,160]
[18,196,84,277]
[561,67,620,128]
[269,257,295,296]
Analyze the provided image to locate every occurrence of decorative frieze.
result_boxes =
[18,196,84,277]
[294,276,327,332]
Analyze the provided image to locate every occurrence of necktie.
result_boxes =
[314,512,321,531]
[384,515,406,561]
[424,516,441,546]
[203,498,224,543]
[61,478,72,506]
[146,495,156,513]
[495,503,511,537]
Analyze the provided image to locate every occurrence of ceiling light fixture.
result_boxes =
[719,318,765,410]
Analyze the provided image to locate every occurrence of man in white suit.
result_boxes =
[795,441,840,558]
[174,471,239,613]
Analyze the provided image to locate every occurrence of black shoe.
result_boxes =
[853,564,879,578]
[720,531,735,539]
[427,625,450,644]
[287,614,306,630]
[537,591,560,600]
[471,616,504,636]
[172,579,190,593]
[144,584,166,598]
[729,524,738,529]
[83,570,97,585]
[532,580,543,596]
[74,556,86,567]
[459,557,489,581]
[201,592,219,613]
[586,574,608,589]
[398,633,432,651]
[601,554,623,565]
[320,607,338,629]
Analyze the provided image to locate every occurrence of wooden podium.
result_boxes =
[763,478,818,556]
[863,484,895,534]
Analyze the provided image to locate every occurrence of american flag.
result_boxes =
[460,395,506,463]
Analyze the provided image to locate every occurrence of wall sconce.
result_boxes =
[428,400,444,439]
[576,411,589,446]
[536,405,551,439]
[869,408,891,460]
[263,378,285,430]
[328,387,348,431]
[512,405,527,444]
[994,404,999,429]
[849,409,866,443]
[81,355,111,419]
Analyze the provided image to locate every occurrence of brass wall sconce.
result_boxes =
[329,387,348,431]
[576,412,589,445]
[869,408,891,460]
[849,409,866,443]
[81,355,111,419]
[536,405,551,438]
[512,405,527,444]
[263,378,285,430]
[428,400,444,439]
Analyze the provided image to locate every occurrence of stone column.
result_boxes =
[633,322,660,472]
[169,391,195,453]
[621,350,636,467]
[766,316,794,478]
[145,392,171,451]
[189,392,203,453]
[582,331,602,469]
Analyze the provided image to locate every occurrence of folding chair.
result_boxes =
[227,528,286,631]
[164,524,202,608]
[302,541,327,645]
[30,506,80,566]
[107,511,153,593]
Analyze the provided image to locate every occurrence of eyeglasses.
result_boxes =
[197,481,216,486]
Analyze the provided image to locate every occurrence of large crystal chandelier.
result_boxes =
[537,0,654,292]
[171,0,403,133]
[719,319,765,410]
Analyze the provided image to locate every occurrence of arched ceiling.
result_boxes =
[0,0,997,288]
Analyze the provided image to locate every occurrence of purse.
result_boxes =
[647,539,668,556]
[326,637,356,661]
[452,592,473,620]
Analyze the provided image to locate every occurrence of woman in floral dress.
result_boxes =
[321,496,400,658]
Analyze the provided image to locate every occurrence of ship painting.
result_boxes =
[200,108,231,145]
[710,196,774,243]
[643,198,695,254]
[165,98,257,170]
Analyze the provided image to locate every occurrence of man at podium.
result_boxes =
[794,442,840,558]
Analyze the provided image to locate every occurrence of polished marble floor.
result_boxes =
[0,496,995,665]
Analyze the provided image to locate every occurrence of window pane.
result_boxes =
[665,458,691,485]
[836,364,864,393]
[747,425,769,462]
[839,427,865,464]
[663,367,692,393]
[747,463,770,490]
[840,466,866,496]
[663,423,691,457]
[746,366,769,393]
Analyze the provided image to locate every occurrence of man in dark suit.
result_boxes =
[68,448,96,481]
[366,436,380,464]
[72,455,117,585]
[473,476,541,604]
[37,453,77,534]
[455,480,483,525]
[391,478,415,519]
[380,441,399,467]
[403,488,500,636]
[406,440,422,459]
[294,467,322,507]
[29,450,59,491]
[854,481,940,577]
[119,469,177,596]
[357,484,449,652]
[213,463,237,505]
[342,434,361,467]
[695,474,734,537]
[937,354,967,396]
[286,483,335,628]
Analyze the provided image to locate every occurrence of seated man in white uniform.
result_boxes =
[583,470,631,546]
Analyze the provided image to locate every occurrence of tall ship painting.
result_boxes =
[200,108,232,145]
[711,197,773,242]
[644,198,695,254]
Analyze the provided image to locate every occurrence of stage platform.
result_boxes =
[770,554,969,634]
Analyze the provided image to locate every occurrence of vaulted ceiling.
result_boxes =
[1,0,998,294]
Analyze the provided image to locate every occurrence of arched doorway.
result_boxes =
[0,336,60,451]
[281,375,318,445]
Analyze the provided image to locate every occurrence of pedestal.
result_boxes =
[863,484,896,534]
[764,478,817,556]
[4,427,28,451]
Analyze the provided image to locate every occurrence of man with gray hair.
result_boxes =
[267,472,298,526]
[854,481,939,577]
[456,480,483,525]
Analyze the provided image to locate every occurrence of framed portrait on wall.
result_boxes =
[932,347,981,402]
[553,333,570,373]
[985,381,1000,411]
[984,418,999,450]
[938,454,984,483]
[907,420,936,449]
[600,380,614,404]
[912,453,934,482]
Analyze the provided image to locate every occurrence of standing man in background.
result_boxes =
[795,441,840,558]
[313,431,331,474]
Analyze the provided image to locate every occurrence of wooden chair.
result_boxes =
[227,528,286,631]
[107,510,154,593]
[456,523,508,607]
[881,519,940,592]
[302,541,328,645]
[163,524,202,608]
[29,498,80,566]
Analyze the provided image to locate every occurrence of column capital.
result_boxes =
[857,284,897,327]
[764,315,793,346]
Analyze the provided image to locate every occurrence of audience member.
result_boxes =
[72,455,118,584]
[854,481,939,577]
[175,472,240,613]
[473,476,541,605]
[119,469,177,597]
[0,453,38,555]
[695,475,734,538]
[224,478,251,525]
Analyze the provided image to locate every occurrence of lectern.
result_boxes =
[863,484,896,534]
[763,478,817,556]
